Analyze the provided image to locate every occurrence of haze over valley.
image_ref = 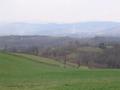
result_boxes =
[0,22,120,38]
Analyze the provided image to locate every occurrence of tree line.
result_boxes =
[2,41,120,68]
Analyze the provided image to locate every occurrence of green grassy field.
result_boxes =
[0,52,120,90]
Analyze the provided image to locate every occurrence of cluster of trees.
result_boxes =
[95,44,120,68]
[2,39,120,68]
[40,42,120,68]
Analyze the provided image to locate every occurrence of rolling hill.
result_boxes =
[0,52,120,90]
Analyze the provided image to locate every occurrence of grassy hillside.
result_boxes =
[13,53,64,67]
[0,52,120,90]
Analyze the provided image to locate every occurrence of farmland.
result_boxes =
[0,52,120,90]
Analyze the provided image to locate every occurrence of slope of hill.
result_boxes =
[0,52,61,74]
[13,53,64,67]
[0,52,120,90]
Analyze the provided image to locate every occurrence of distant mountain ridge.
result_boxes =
[0,22,120,37]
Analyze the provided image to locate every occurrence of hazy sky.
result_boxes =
[0,0,120,23]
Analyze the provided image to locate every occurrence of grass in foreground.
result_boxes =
[0,52,120,90]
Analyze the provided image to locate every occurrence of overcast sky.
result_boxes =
[0,0,120,23]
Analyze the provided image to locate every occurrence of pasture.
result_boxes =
[0,52,120,90]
